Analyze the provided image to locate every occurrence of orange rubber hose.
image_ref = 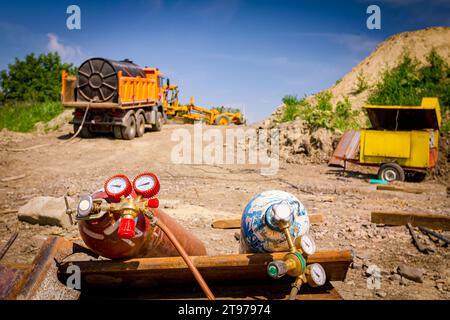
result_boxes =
[155,219,216,300]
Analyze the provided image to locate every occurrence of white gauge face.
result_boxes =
[300,234,316,256]
[106,177,128,194]
[308,263,326,286]
[134,175,155,192]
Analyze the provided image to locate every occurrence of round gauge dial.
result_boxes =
[104,174,132,201]
[132,172,160,198]
[296,234,316,256]
[306,263,326,287]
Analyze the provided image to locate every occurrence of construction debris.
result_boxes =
[371,211,450,231]
[418,226,450,246]
[376,185,424,194]
[0,232,19,260]
[407,223,430,253]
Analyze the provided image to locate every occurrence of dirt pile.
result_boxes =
[434,131,450,184]
[256,116,341,164]
[326,26,450,111]
[261,27,450,165]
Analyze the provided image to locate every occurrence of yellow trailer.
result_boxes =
[330,98,441,182]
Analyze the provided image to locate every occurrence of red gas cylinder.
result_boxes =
[77,174,207,260]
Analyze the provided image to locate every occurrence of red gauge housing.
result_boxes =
[132,172,160,198]
[104,174,132,202]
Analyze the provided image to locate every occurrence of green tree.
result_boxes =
[0,52,75,104]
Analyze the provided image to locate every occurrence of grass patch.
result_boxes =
[352,71,369,94]
[0,101,64,132]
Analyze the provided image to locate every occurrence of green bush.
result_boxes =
[333,97,360,130]
[215,106,241,114]
[280,95,302,122]
[368,49,449,112]
[281,91,360,131]
[0,101,64,132]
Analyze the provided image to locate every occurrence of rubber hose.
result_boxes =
[289,286,299,300]
[66,104,90,142]
[155,219,216,300]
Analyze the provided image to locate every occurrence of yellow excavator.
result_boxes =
[163,85,244,126]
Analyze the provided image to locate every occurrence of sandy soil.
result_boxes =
[0,123,449,300]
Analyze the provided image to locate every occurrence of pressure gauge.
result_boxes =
[104,174,132,201]
[306,263,327,287]
[295,234,316,256]
[132,172,160,198]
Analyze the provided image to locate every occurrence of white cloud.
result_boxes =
[330,33,380,54]
[46,33,82,63]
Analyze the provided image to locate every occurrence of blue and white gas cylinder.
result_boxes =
[240,190,310,253]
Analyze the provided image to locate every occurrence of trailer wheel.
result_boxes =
[113,125,123,139]
[136,114,145,137]
[121,115,137,140]
[151,112,163,132]
[378,163,405,182]
[215,115,231,126]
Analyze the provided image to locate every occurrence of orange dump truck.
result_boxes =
[61,58,169,139]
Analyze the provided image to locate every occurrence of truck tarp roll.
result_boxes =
[77,58,146,103]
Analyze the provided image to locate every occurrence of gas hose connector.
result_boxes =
[267,260,288,279]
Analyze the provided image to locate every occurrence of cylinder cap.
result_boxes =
[118,218,136,239]
[272,202,292,225]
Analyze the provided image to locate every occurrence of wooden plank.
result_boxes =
[1,174,26,183]
[58,250,352,289]
[212,213,324,229]
[371,211,450,231]
[376,185,424,194]
[211,219,240,229]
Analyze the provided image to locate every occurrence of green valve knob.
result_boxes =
[267,261,288,279]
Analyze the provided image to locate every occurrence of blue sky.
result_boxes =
[0,0,449,123]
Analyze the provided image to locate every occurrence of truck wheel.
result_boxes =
[215,115,231,126]
[74,124,94,138]
[121,115,137,140]
[136,114,145,137]
[113,125,123,139]
[378,163,405,182]
[151,112,163,132]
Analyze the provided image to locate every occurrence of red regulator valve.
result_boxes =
[147,198,159,208]
[104,174,132,202]
[118,217,136,239]
[132,172,160,199]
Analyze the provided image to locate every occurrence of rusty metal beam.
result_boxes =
[15,237,80,300]
[4,237,351,300]
[58,250,352,290]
